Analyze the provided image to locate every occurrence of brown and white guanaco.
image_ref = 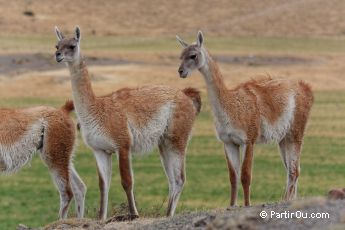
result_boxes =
[176,31,313,207]
[54,26,201,220]
[0,101,86,219]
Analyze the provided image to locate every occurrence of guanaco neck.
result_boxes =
[67,55,96,116]
[199,49,228,108]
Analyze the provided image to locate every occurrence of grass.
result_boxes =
[0,91,345,229]
[3,34,345,54]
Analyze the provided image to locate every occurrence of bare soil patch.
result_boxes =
[215,55,317,66]
[0,53,315,77]
[0,53,137,76]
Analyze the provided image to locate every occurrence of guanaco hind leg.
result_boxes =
[159,141,186,217]
[279,138,301,200]
[70,164,86,218]
[118,146,139,218]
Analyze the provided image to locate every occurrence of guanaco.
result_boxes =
[54,26,201,220]
[176,31,313,207]
[0,101,86,219]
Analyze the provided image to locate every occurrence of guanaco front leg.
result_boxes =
[224,142,240,207]
[94,150,112,220]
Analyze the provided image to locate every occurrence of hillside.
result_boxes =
[1,0,345,37]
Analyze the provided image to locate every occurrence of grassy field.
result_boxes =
[0,90,345,229]
[2,1,345,229]
[3,34,345,54]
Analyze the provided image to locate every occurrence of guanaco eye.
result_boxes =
[55,45,58,49]
[70,45,76,49]
[190,54,197,59]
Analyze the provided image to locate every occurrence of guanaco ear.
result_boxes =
[196,31,204,47]
[176,35,189,48]
[75,26,81,42]
[55,26,64,41]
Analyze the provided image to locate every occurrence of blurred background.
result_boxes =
[1,0,345,229]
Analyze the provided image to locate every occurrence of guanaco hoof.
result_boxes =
[106,214,139,223]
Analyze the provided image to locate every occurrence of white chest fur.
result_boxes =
[211,101,247,145]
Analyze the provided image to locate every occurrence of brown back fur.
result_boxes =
[0,105,75,169]
[207,56,313,143]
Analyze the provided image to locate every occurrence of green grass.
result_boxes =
[1,91,345,229]
[2,34,345,54]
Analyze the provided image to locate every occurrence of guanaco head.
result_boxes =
[54,26,81,63]
[176,31,206,78]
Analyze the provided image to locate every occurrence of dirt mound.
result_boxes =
[138,198,345,230]
[17,197,345,230]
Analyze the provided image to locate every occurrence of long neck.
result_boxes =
[67,56,96,116]
[199,50,228,107]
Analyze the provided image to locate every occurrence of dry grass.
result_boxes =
[1,52,345,99]
[1,0,345,37]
